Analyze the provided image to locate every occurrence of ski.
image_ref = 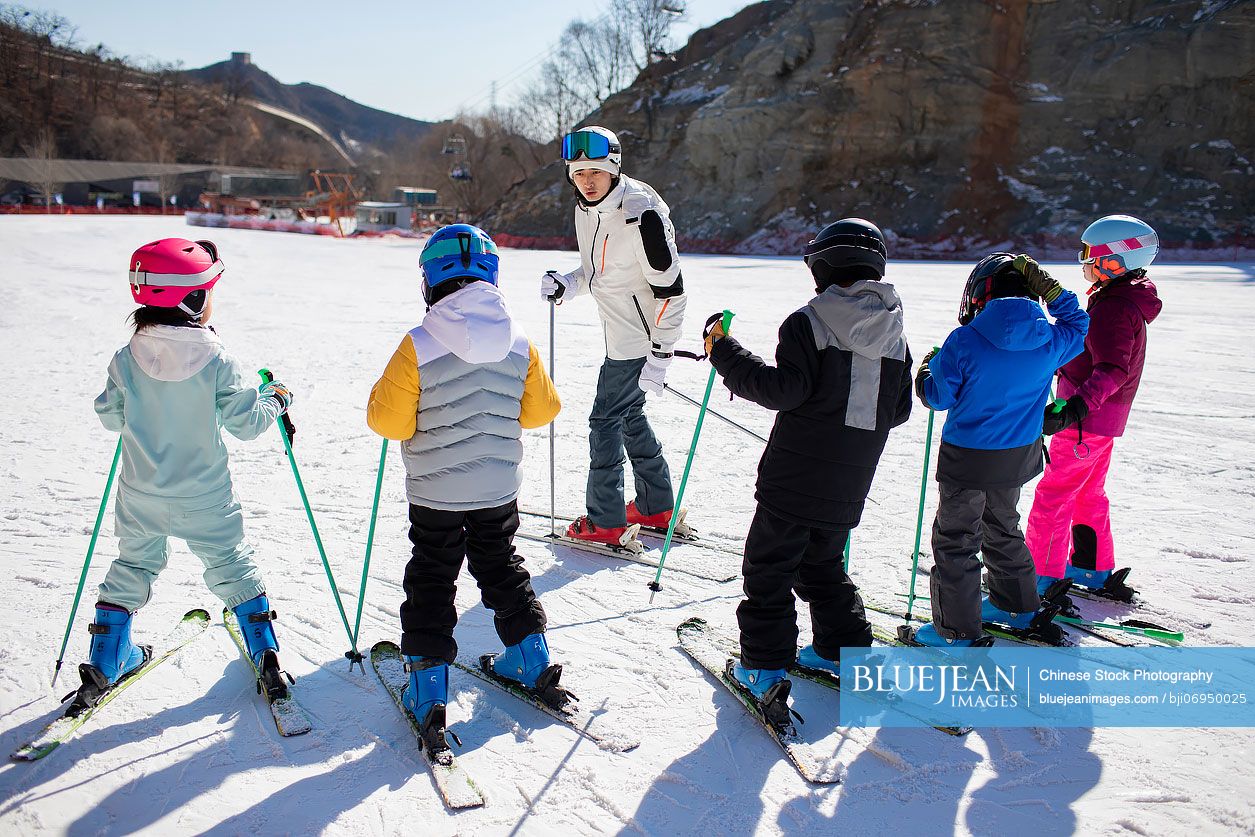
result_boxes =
[788,659,973,737]
[676,617,843,784]
[370,641,485,810]
[519,507,701,543]
[514,529,739,583]
[223,608,313,737]
[861,598,1077,648]
[12,608,211,762]
[451,655,640,753]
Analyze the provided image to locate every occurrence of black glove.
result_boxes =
[1013,254,1063,303]
[914,348,938,407]
[1042,395,1088,435]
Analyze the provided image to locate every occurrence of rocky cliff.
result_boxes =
[485,0,1253,256]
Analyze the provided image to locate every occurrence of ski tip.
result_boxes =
[370,640,401,658]
[184,608,211,622]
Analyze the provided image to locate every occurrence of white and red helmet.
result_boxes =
[128,238,223,317]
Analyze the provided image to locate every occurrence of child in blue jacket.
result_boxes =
[912,254,1088,646]
[76,238,294,714]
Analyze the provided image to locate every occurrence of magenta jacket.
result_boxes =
[1056,275,1162,437]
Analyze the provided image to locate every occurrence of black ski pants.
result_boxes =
[737,505,873,670]
[929,483,1040,639]
[400,500,545,662]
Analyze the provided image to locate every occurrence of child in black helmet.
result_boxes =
[705,218,913,720]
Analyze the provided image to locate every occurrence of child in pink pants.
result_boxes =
[1025,215,1162,601]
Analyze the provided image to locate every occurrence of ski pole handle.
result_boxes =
[259,368,297,446]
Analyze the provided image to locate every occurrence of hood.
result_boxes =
[129,324,221,382]
[970,298,1053,351]
[422,282,519,364]
[807,280,905,358]
[1095,274,1163,323]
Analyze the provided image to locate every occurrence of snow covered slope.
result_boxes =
[0,217,1251,835]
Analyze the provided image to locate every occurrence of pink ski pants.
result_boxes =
[1025,427,1117,577]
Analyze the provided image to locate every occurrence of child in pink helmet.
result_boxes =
[70,237,295,715]
[1025,215,1163,602]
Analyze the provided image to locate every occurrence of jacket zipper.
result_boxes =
[587,214,603,288]
[631,295,652,339]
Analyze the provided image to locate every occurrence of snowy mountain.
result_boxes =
[484,0,1254,257]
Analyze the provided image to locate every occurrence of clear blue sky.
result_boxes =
[23,0,753,122]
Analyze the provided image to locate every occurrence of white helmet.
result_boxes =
[1079,214,1159,283]
[562,126,621,178]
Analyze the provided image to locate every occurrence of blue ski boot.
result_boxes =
[71,603,150,716]
[488,633,572,710]
[1037,575,1080,617]
[727,662,796,733]
[1066,564,1110,590]
[402,656,454,760]
[796,645,839,677]
[910,623,994,648]
[232,595,291,701]
[982,590,1066,645]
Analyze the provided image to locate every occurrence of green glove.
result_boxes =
[1013,254,1063,303]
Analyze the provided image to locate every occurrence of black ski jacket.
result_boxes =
[710,281,913,530]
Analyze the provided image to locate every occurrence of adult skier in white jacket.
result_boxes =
[541,126,688,546]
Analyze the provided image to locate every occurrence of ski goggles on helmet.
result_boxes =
[419,230,498,269]
[561,130,619,162]
[1078,232,1158,264]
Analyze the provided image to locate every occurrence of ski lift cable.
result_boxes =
[451,3,616,115]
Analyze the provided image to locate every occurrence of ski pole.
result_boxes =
[649,310,734,602]
[902,357,939,628]
[843,532,852,574]
[549,300,557,537]
[259,369,360,666]
[1054,616,1184,645]
[348,438,388,672]
[51,438,122,689]
[662,383,767,444]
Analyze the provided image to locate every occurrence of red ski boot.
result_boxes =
[565,515,639,549]
[626,502,693,539]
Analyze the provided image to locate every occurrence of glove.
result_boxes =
[914,348,938,407]
[1013,254,1063,304]
[262,380,293,414]
[1042,395,1087,435]
[541,270,572,302]
[638,354,671,395]
[704,318,727,357]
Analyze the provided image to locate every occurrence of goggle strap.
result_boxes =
[129,259,224,288]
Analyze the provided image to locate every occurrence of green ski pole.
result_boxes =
[51,438,122,688]
[648,310,734,602]
[348,438,388,672]
[259,369,360,665]
[899,347,940,640]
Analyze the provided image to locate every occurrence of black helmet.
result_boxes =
[958,252,1036,325]
[802,218,887,285]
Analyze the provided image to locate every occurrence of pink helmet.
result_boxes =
[128,238,224,317]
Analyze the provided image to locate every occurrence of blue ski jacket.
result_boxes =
[924,291,1089,450]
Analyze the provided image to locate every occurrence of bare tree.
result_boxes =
[22,127,59,211]
[623,0,686,69]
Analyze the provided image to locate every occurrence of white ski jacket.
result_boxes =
[560,175,687,361]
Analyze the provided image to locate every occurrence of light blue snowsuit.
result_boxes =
[93,324,282,611]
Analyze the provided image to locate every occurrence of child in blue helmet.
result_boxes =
[78,237,294,716]
[367,224,561,755]
[912,254,1088,647]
